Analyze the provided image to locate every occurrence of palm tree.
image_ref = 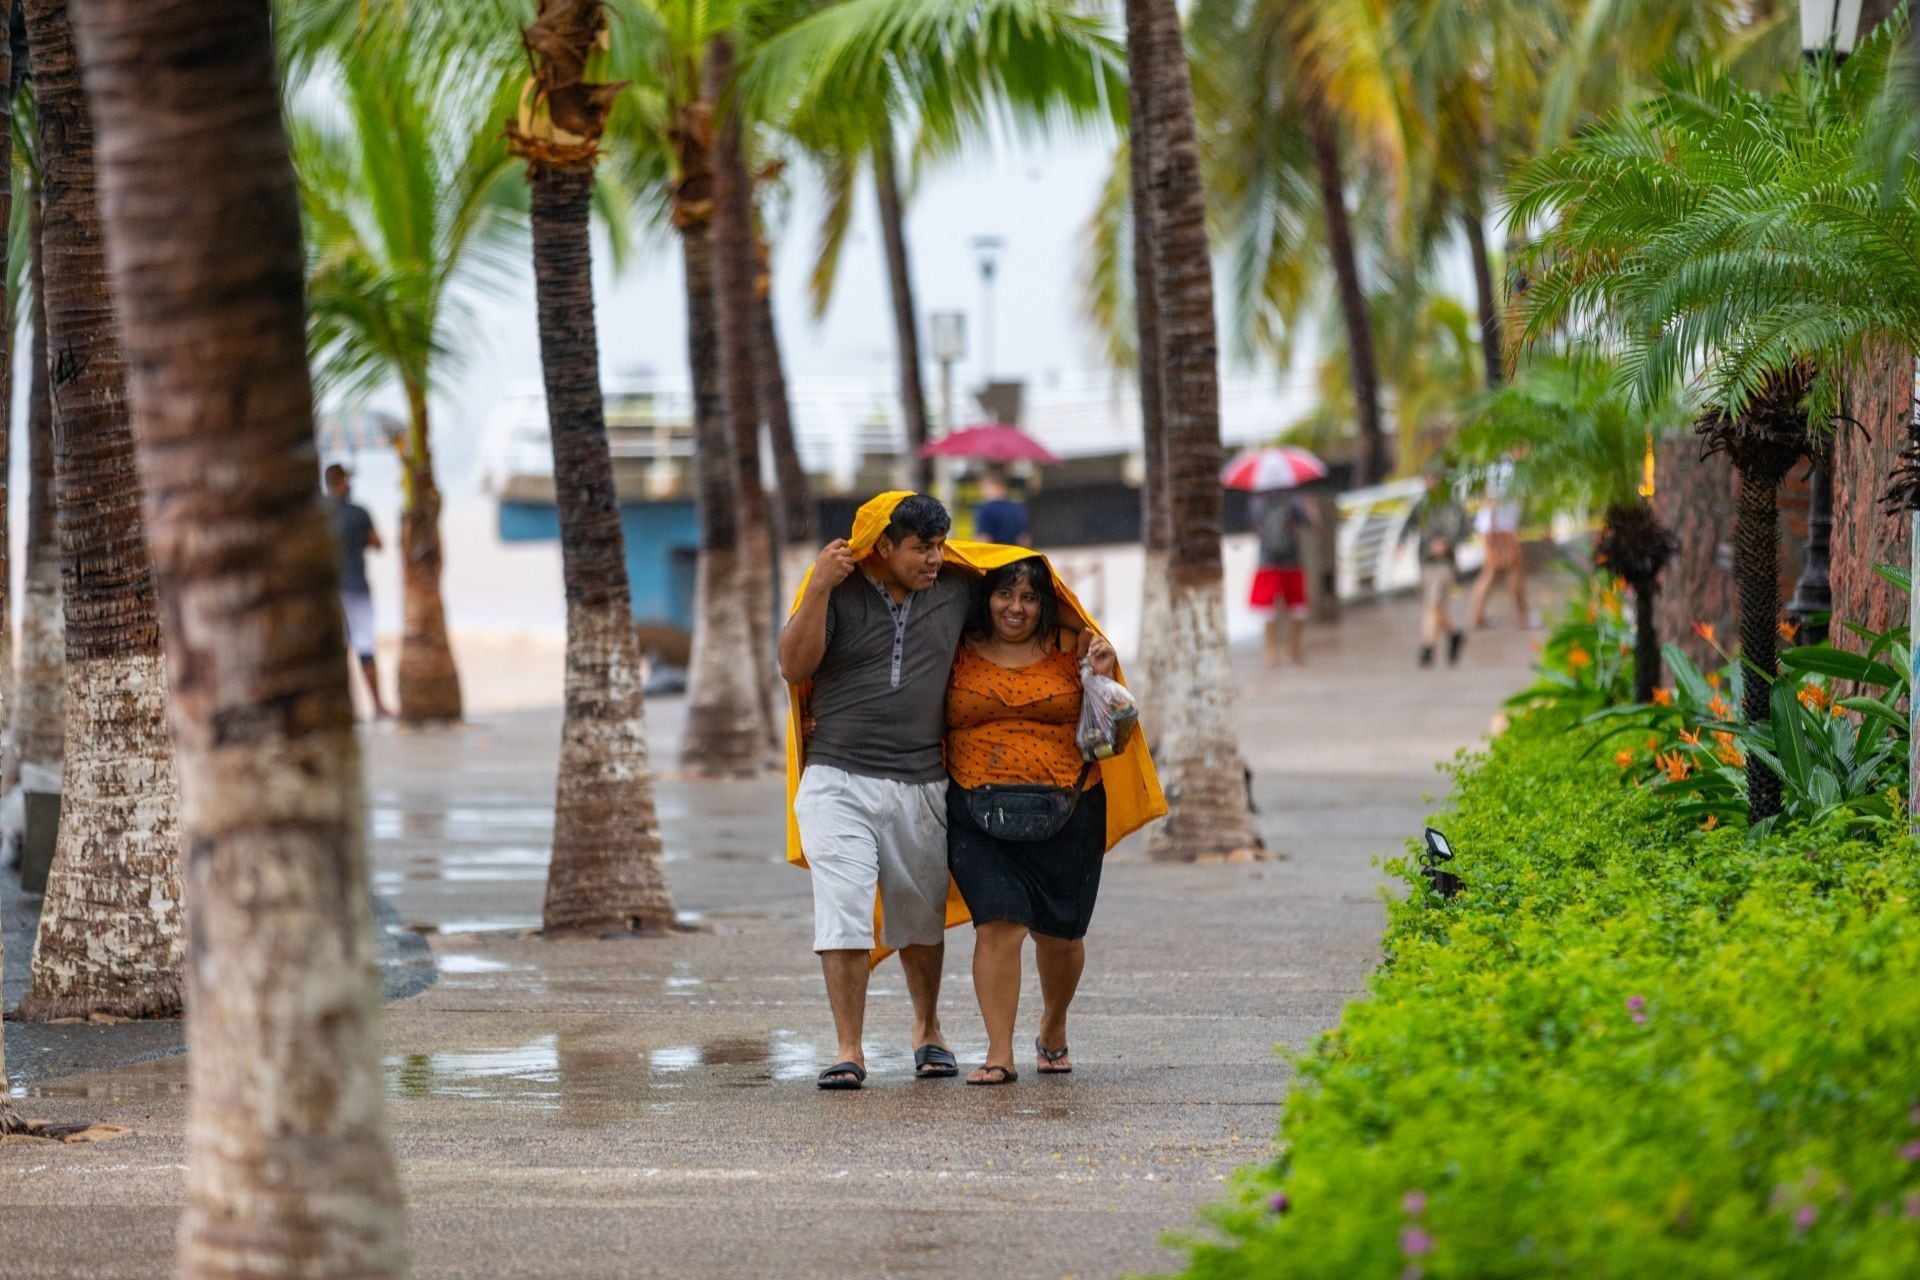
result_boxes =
[1513,48,1916,819]
[1455,351,1685,701]
[5,126,61,794]
[1126,0,1260,861]
[13,0,183,1023]
[0,0,17,1141]
[293,32,528,726]
[508,0,679,935]
[69,1,408,1270]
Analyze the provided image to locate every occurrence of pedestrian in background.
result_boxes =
[324,463,391,719]
[972,467,1032,547]
[1248,491,1316,667]
[1405,470,1469,668]
[1468,455,1534,630]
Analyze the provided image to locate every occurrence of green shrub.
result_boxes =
[1172,710,1920,1279]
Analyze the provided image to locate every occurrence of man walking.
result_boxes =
[324,463,390,719]
[1405,470,1470,668]
[1248,490,1316,667]
[779,494,966,1089]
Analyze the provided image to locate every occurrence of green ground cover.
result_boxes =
[1176,697,1920,1278]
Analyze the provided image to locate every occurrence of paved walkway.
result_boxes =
[2,593,1545,1279]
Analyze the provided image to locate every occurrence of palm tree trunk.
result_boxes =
[0,0,19,1140]
[1309,97,1387,485]
[529,162,677,937]
[1630,577,1660,705]
[1127,0,1259,862]
[70,3,408,1269]
[1128,47,1171,725]
[874,132,932,490]
[15,0,183,1023]
[1735,464,1782,821]
[707,37,777,750]
[755,235,813,549]
[1463,199,1503,387]
[7,183,63,791]
[397,380,462,722]
[9,189,63,788]
[674,101,763,778]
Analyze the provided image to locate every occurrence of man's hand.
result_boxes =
[811,539,857,593]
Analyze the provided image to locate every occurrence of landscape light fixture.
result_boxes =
[1420,827,1463,900]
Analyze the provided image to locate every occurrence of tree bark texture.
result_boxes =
[528,161,675,935]
[756,236,813,549]
[0,14,15,774]
[1653,438,1739,672]
[68,2,409,1273]
[874,134,932,491]
[6,180,62,793]
[1631,578,1660,705]
[1128,25,1172,725]
[16,0,183,1023]
[1736,469,1783,821]
[1463,201,1503,387]
[1309,97,1387,485]
[396,380,462,722]
[707,38,777,750]
[1832,341,1912,645]
[675,121,763,777]
[1127,0,1258,861]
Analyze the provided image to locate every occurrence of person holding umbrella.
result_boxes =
[1222,447,1328,668]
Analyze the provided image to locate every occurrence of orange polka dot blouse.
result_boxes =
[945,641,1100,791]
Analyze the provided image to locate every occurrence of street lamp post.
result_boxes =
[1788,0,1864,645]
[929,310,967,507]
[970,235,1006,382]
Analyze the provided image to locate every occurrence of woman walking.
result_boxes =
[944,557,1124,1085]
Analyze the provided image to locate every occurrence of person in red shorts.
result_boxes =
[1248,492,1316,667]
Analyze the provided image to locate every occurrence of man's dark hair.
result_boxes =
[881,493,951,548]
[324,463,349,487]
[966,556,1059,645]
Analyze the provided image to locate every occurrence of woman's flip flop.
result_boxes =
[966,1063,1018,1086]
[914,1044,959,1078]
[1035,1039,1073,1074]
[817,1061,867,1090]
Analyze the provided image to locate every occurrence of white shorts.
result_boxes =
[341,591,375,659]
[795,764,951,952]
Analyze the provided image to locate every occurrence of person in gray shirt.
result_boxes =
[325,463,390,718]
[779,494,968,1089]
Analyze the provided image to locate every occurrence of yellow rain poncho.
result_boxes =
[783,491,1167,961]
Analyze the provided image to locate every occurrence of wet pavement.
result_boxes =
[1,592,1547,1279]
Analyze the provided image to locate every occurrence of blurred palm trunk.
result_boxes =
[1127,41,1171,726]
[1309,96,1387,484]
[396,376,462,722]
[874,131,931,491]
[1463,197,1503,387]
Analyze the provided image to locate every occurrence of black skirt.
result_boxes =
[947,781,1107,940]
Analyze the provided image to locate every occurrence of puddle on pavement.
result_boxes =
[410,918,541,936]
[435,954,527,975]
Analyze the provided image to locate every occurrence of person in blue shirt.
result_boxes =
[972,468,1032,547]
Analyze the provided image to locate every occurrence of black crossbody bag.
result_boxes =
[963,760,1095,843]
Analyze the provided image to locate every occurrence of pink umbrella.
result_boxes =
[919,423,1059,465]
[1221,445,1329,492]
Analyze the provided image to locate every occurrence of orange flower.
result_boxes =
[1779,619,1799,643]
[1645,735,1661,751]
[1701,814,1720,831]
[1652,688,1675,707]
[1657,751,1692,781]
[1707,694,1731,720]
[1713,731,1744,768]
[1567,645,1593,670]
[1679,727,1701,746]
[1798,685,1830,712]
[1586,607,1600,623]
[1693,622,1717,645]
[1614,749,1636,770]
[1706,672,1723,690]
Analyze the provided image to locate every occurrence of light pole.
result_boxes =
[928,310,967,506]
[970,235,1006,384]
[1788,0,1863,645]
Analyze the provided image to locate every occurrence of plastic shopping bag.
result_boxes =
[1076,665,1140,761]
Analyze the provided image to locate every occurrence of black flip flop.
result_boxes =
[1035,1039,1073,1074]
[966,1063,1018,1086]
[817,1061,866,1090]
[913,1044,959,1078]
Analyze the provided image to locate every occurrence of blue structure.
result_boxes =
[499,499,700,633]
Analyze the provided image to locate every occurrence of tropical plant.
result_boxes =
[1455,351,1686,700]
[292,27,531,724]
[1510,36,1920,817]
[509,0,680,934]
[1126,0,1260,861]
[14,0,184,1023]
[1507,576,1639,717]
[73,0,409,1270]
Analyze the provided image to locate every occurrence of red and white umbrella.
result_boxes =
[1220,445,1329,492]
